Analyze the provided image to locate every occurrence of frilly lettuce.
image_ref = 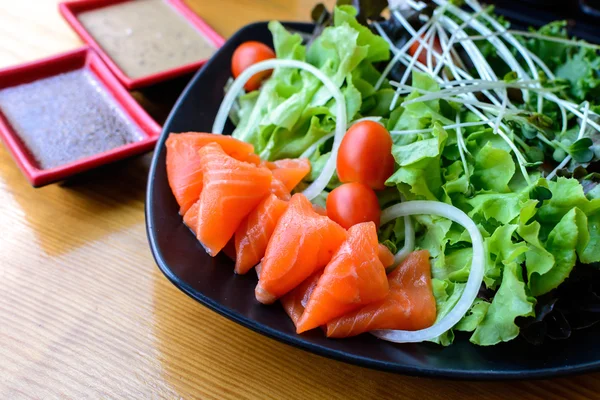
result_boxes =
[231,6,390,161]
[384,71,600,346]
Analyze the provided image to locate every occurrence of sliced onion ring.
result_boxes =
[211,59,347,200]
[372,200,484,343]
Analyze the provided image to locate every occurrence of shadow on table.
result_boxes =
[0,146,152,257]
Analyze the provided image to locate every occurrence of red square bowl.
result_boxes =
[59,0,225,89]
[0,47,162,187]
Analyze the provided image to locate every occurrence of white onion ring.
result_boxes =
[393,216,415,265]
[212,59,347,200]
[372,200,484,343]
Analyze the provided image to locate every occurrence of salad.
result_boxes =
[168,0,600,346]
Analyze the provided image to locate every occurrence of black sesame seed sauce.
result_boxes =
[0,69,143,169]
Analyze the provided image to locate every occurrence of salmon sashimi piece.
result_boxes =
[326,250,436,338]
[183,200,199,232]
[280,271,322,328]
[184,200,236,261]
[255,193,347,304]
[313,204,327,216]
[378,244,395,268]
[196,143,272,256]
[267,158,311,192]
[234,194,289,275]
[270,177,291,200]
[296,222,389,333]
[245,153,262,166]
[166,132,256,214]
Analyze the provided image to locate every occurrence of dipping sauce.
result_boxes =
[78,0,216,79]
[0,69,143,170]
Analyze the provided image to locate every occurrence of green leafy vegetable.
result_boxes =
[470,263,536,346]
[386,124,448,200]
[232,8,390,161]
[529,208,588,296]
[455,299,491,332]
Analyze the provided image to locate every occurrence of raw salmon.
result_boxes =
[184,201,236,260]
[267,158,311,192]
[195,143,272,256]
[262,158,310,200]
[183,200,200,232]
[280,271,322,328]
[296,222,389,333]
[255,193,347,304]
[270,177,291,200]
[326,250,436,338]
[378,244,395,268]
[245,153,262,166]
[313,204,327,216]
[280,244,397,329]
[166,132,256,214]
[234,194,289,275]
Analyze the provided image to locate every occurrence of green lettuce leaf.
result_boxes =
[333,5,390,63]
[555,47,600,103]
[386,124,448,200]
[390,72,454,133]
[529,208,588,296]
[518,217,556,283]
[538,177,600,224]
[455,299,491,332]
[471,143,515,193]
[233,9,389,160]
[433,247,472,282]
[581,213,600,263]
[470,263,536,346]
[468,192,523,225]
[429,279,465,346]
[523,21,569,70]
[482,224,528,289]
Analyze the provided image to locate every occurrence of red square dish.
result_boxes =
[0,47,162,187]
[59,0,225,89]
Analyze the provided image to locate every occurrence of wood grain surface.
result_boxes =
[1,0,599,399]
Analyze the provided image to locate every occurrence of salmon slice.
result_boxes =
[326,250,436,338]
[255,193,347,304]
[183,200,200,232]
[296,222,389,333]
[195,143,272,256]
[378,244,395,268]
[234,194,289,275]
[281,244,394,328]
[313,204,327,216]
[245,153,262,166]
[270,177,291,200]
[267,158,311,192]
[184,200,236,261]
[166,132,255,214]
[280,271,322,328]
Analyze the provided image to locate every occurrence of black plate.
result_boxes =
[146,21,600,379]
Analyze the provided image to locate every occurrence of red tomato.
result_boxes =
[336,121,394,190]
[409,33,442,66]
[231,41,276,92]
[326,183,381,230]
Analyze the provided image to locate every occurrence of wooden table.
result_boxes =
[1,0,599,398]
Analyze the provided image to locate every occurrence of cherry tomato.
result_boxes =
[231,41,276,92]
[409,34,442,67]
[336,121,394,190]
[326,183,381,230]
